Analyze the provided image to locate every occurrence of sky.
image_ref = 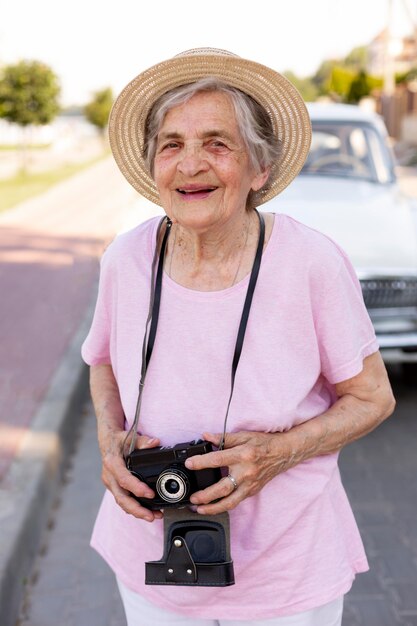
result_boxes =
[0,0,416,106]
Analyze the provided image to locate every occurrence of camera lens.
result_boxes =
[165,479,180,495]
[156,468,190,503]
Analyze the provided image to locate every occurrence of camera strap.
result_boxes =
[125,216,172,458]
[125,210,265,458]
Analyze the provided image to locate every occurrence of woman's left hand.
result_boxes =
[185,430,286,515]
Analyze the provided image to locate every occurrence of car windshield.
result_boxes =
[301,121,395,184]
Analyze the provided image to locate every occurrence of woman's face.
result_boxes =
[153,91,269,232]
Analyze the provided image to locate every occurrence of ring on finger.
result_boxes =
[227,474,238,491]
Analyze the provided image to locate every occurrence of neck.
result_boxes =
[165,209,258,291]
[170,210,255,264]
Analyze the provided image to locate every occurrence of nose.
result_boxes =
[177,142,209,177]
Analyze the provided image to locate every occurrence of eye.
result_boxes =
[206,139,229,151]
[159,141,181,152]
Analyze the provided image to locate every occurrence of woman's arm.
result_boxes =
[185,351,396,514]
[90,364,162,521]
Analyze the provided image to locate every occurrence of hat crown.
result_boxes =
[174,48,239,59]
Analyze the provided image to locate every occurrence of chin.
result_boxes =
[171,204,226,230]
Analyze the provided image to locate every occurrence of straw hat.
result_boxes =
[108,48,312,208]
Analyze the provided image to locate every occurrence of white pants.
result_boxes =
[116,578,344,626]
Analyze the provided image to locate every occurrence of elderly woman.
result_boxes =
[82,49,395,626]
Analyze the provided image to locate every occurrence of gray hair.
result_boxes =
[143,78,281,186]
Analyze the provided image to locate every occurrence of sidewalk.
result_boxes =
[0,159,162,626]
[17,401,125,626]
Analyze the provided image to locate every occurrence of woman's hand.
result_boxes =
[185,430,285,515]
[90,364,163,522]
[185,352,395,516]
[99,428,163,522]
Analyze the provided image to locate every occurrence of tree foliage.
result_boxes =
[346,71,371,103]
[328,66,383,103]
[396,67,417,84]
[283,71,319,102]
[311,59,340,95]
[0,60,60,126]
[84,88,113,134]
[328,66,356,99]
[344,46,368,71]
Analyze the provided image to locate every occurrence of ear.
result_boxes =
[251,167,271,192]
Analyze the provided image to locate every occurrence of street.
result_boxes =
[16,364,417,626]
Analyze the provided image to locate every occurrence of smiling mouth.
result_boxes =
[176,187,218,195]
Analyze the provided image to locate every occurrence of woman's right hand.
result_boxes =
[89,364,162,521]
[99,429,163,522]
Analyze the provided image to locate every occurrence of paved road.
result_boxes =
[340,365,417,626]
[16,365,417,626]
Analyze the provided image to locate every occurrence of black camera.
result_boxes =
[126,439,221,510]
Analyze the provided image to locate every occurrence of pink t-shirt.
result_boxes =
[82,213,379,620]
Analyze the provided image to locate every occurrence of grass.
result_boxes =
[0,144,51,151]
[0,152,109,213]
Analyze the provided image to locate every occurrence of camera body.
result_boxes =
[126,439,221,510]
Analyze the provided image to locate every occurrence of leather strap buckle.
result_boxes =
[165,535,197,583]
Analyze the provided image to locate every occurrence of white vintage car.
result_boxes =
[270,103,417,377]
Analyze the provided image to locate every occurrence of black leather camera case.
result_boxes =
[145,508,235,586]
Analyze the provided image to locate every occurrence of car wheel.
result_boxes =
[401,362,417,386]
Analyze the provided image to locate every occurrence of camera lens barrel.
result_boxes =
[156,468,190,503]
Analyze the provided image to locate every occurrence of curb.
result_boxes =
[0,293,96,626]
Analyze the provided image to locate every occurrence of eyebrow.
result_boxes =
[157,131,182,141]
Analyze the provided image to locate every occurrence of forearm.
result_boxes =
[90,364,125,449]
[273,389,394,474]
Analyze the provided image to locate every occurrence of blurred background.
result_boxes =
[2,0,417,185]
[1,2,417,626]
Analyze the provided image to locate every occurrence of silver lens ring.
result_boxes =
[156,469,190,503]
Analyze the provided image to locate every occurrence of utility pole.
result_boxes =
[383,0,396,95]
[400,0,417,64]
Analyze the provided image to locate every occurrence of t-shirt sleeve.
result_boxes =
[81,249,113,366]
[312,251,380,385]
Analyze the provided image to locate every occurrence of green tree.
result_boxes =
[283,71,319,102]
[344,46,368,71]
[0,60,60,126]
[84,87,113,136]
[329,67,383,104]
[346,70,371,103]
[312,59,340,95]
[397,67,417,84]
[329,66,356,100]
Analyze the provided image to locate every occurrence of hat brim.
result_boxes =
[108,52,312,208]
